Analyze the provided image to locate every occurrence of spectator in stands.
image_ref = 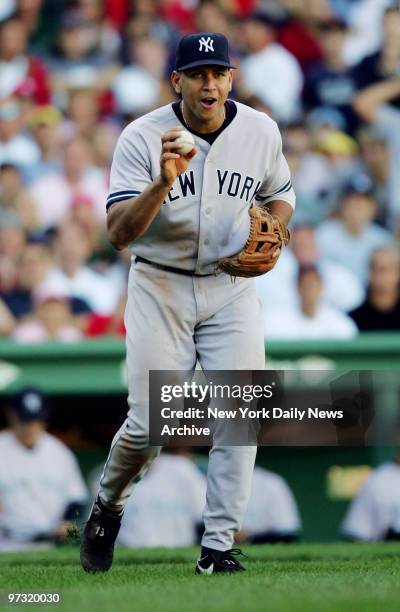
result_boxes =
[239,11,303,122]
[28,136,109,228]
[61,85,102,142]
[123,0,176,53]
[91,121,119,170]
[282,121,342,223]
[292,225,364,312]
[353,75,400,230]
[236,466,301,544]
[0,387,88,551]
[112,36,166,118]
[0,163,37,230]
[15,0,43,40]
[45,220,119,316]
[48,9,110,72]
[308,127,361,216]
[12,281,83,343]
[1,240,92,330]
[0,213,24,298]
[316,177,391,285]
[343,0,391,66]
[16,0,60,55]
[255,246,295,316]
[0,15,50,105]
[58,80,120,157]
[256,225,364,317]
[341,452,400,541]
[356,127,390,226]
[293,0,334,23]
[350,245,400,331]
[303,17,360,134]
[0,296,15,336]
[277,0,324,73]
[84,291,126,338]
[159,0,197,33]
[265,265,358,340]
[0,98,41,170]
[1,241,52,320]
[75,0,121,62]
[0,210,26,274]
[68,194,103,254]
[194,0,232,38]
[25,105,63,183]
[45,9,118,108]
[352,5,400,101]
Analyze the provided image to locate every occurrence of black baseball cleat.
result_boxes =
[80,497,122,573]
[195,547,246,575]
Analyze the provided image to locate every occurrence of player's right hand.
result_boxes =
[160,128,197,186]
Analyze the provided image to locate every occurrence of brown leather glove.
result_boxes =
[217,204,290,278]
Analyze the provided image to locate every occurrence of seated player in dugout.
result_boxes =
[0,387,88,550]
[341,450,400,542]
[81,32,295,575]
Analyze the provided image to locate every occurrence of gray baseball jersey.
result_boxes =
[106,101,295,274]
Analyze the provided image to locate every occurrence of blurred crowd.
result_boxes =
[1,0,400,342]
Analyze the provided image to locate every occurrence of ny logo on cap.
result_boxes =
[24,392,42,413]
[199,36,214,53]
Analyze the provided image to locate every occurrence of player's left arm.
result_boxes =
[256,122,296,227]
[263,199,293,226]
[217,124,294,277]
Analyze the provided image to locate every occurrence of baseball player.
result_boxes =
[0,387,88,550]
[80,32,295,574]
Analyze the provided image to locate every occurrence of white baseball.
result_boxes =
[175,130,195,156]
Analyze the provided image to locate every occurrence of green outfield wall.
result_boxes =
[0,333,399,393]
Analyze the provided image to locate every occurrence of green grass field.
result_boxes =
[1,543,400,612]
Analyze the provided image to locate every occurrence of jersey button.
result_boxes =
[205,207,212,214]
[204,239,210,246]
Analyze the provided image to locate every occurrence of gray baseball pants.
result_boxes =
[98,260,265,551]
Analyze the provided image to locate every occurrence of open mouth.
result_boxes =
[200,97,217,109]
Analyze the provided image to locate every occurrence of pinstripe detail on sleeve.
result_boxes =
[255,179,292,201]
[106,190,141,210]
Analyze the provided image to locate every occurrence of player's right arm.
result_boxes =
[107,128,196,250]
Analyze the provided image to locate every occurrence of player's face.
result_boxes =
[11,417,45,449]
[172,66,232,132]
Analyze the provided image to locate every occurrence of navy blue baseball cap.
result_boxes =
[175,32,236,71]
[9,387,48,422]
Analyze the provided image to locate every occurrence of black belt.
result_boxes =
[135,256,215,277]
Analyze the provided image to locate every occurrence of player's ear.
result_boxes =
[171,70,182,94]
[228,69,233,93]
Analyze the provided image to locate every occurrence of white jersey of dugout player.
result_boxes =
[341,462,400,541]
[242,466,301,538]
[0,430,88,545]
[118,454,206,548]
[107,101,295,274]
